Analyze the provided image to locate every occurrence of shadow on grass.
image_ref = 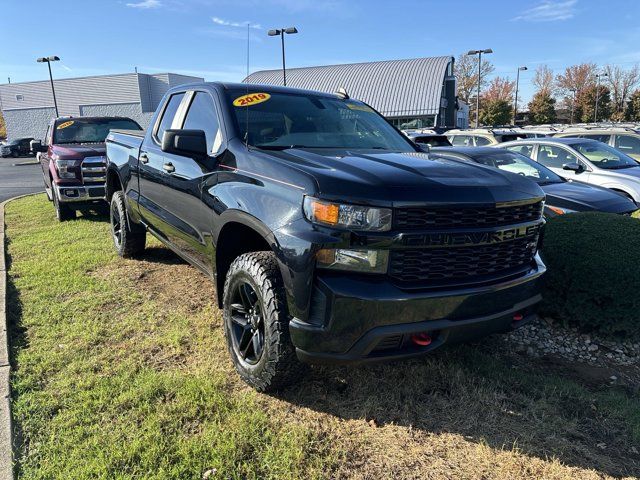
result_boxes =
[276,340,640,478]
[4,245,27,478]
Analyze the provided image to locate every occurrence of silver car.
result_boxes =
[497,137,640,204]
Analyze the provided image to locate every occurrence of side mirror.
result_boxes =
[30,140,46,153]
[562,162,582,172]
[161,129,208,159]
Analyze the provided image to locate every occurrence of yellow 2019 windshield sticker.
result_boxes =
[346,103,374,113]
[233,92,271,107]
[57,120,75,129]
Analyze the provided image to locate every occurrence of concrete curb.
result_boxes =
[0,193,41,480]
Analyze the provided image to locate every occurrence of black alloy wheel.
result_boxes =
[229,282,265,365]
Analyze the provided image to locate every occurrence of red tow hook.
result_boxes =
[513,313,524,322]
[411,332,432,346]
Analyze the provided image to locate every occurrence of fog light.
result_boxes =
[316,249,388,273]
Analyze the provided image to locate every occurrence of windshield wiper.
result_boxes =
[253,144,309,150]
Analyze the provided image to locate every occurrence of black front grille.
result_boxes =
[389,237,537,285]
[394,202,543,230]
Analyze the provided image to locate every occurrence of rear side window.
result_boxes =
[450,135,472,146]
[580,134,611,143]
[506,144,534,158]
[615,134,640,155]
[155,93,185,143]
[474,136,492,146]
[182,92,222,154]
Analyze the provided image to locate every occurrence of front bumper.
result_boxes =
[55,184,106,203]
[290,254,546,365]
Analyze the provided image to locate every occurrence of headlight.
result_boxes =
[303,197,391,231]
[316,249,389,273]
[55,159,78,179]
[546,206,577,216]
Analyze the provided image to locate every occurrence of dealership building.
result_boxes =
[0,72,203,141]
[245,56,466,130]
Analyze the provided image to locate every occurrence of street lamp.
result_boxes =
[267,27,298,86]
[570,89,577,124]
[594,72,609,123]
[467,49,493,128]
[37,56,60,117]
[513,66,528,125]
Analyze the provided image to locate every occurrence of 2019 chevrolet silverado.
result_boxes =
[105,83,547,391]
[34,116,142,220]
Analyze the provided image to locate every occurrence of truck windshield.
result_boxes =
[53,118,142,144]
[225,89,415,152]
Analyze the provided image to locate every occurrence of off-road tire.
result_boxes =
[223,251,306,392]
[52,186,75,221]
[110,190,146,258]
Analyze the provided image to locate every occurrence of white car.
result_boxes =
[498,137,640,204]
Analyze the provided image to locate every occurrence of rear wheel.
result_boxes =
[223,251,305,392]
[110,191,146,257]
[52,186,75,221]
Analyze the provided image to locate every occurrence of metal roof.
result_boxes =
[244,56,453,118]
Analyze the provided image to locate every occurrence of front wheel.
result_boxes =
[52,187,75,221]
[223,251,306,392]
[110,191,146,257]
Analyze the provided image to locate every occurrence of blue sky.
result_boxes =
[2,0,640,103]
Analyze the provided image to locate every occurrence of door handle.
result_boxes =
[163,162,175,173]
[139,153,149,164]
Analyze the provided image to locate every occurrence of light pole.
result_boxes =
[594,72,608,123]
[570,89,576,124]
[37,56,60,117]
[467,49,493,127]
[513,66,527,125]
[267,27,298,86]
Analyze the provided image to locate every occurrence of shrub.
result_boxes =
[540,212,640,339]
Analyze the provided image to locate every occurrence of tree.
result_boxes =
[454,53,495,104]
[556,62,597,95]
[528,91,556,124]
[604,64,640,121]
[0,112,5,140]
[483,76,515,103]
[532,65,555,96]
[479,99,512,126]
[575,85,612,122]
[625,89,640,121]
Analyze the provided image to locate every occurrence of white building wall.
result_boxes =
[3,107,56,141]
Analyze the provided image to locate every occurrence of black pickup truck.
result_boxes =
[105,83,546,391]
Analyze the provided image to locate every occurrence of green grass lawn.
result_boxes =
[5,195,640,479]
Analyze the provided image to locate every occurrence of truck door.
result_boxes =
[138,90,223,273]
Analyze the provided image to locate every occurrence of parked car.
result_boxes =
[446,128,526,146]
[32,116,142,221]
[498,137,640,204]
[106,83,547,391]
[430,147,637,216]
[553,128,640,162]
[405,131,452,148]
[0,137,34,157]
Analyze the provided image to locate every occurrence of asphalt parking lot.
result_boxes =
[0,156,43,202]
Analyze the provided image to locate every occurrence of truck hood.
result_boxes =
[269,148,545,206]
[51,143,106,160]
[543,180,636,213]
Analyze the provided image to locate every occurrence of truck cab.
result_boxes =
[35,116,142,221]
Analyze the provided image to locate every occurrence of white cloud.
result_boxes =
[126,0,161,9]
[212,16,261,29]
[512,0,577,22]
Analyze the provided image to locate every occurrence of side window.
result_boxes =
[155,92,185,143]
[451,135,471,146]
[474,136,491,146]
[182,92,222,154]
[615,135,640,155]
[45,126,52,145]
[582,134,611,143]
[537,145,578,168]
[506,144,534,158]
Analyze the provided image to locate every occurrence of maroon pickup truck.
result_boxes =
[34,116,142,221]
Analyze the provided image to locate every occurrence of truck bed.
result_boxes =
[106,130,144,167]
